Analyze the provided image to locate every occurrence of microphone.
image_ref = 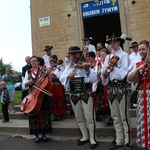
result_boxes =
[121,34,132,41]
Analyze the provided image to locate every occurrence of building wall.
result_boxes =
[126,0,150,41]
[30,0,80,59]
[30,0,150,59]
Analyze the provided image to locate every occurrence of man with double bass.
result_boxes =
[101,34,132,150]
[22,55,52,143]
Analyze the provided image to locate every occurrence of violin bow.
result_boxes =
[145,39,150,64]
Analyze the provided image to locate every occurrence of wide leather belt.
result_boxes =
[70,93,89,105]
[69,77,91,94]
[108,79,127,87]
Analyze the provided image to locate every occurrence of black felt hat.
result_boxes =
[69,46,82,53]
[130,42,138,48]
[83,37,93,41]
[43,45,53,51]
[106,33,125,45]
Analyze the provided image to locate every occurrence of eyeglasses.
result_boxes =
[31,60,37,63]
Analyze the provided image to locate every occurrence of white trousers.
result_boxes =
[108,86,131,145]
[70,96,97,144]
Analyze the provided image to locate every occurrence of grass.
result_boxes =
[0,90,22,113]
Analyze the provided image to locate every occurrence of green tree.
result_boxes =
[0,58,12,75]
[0,58,22,82]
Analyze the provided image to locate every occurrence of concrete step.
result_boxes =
[0,109,136,120]
[0,104,136,138]
[13,105,21,112]
[1,105,136,120]
[14,103,72,112]
[0,110,74,120]
[0,112,28,119]
[0,117,136,138]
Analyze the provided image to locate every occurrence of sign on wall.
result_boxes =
[39,16,50,27]
[81,0,119,19]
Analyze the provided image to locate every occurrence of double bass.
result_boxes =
[20,74,52,116]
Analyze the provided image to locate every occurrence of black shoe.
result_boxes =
[70,109,74,116]
[130,105,136,109]
[107,117,113,126]
[96,115,102,121]
[112,140,116,145]
[56,116,61,121]
[125,143,132,150]
[77,139,89,145]
[42,135,49,143]
[34,136,40,143]
[52,117,57,121]
[109,142,123,150]
[90,143,97,149]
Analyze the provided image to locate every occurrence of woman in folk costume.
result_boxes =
[60,46,98,149]
[86,51,99,118]
[128,40,150,149]
[95,48,110,121]
[86,51,105,121]
[22,56,52,143]
[48,54,66,121]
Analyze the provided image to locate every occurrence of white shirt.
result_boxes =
[59,65,97,90]
[92,62,98,92]
[65,57,70,67]
[129,51,141,70]
[86,44,96,54]
[42,55,50,67]
[101,47,129,85]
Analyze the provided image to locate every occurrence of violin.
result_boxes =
[20,75,52,116]
[107,55,119,71]
[73,62,94,73]
[144,41,150,69]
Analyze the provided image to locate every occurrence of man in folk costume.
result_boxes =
[42,45,53,67]
[101,33,132,150]
[83,37,96,54]
[60,46,98,149]
[129,42,141,109]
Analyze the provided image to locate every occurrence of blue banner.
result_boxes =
[81,0,119,19]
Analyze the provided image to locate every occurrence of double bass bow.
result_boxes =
[20,72,52,116]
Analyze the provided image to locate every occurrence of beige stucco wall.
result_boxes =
[30,0,150,59]
[30,0,80,59]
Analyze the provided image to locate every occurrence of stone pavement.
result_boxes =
[0,134,144,150]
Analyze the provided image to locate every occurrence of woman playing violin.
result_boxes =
[128,40,150,149]
[48,54,66,121]
[23,55,52,143]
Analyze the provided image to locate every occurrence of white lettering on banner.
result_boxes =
[102,6,118,13]
[83,3,89,8]
[83,9,100,17]
[93,0,110,6]
[103,0,110,4]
